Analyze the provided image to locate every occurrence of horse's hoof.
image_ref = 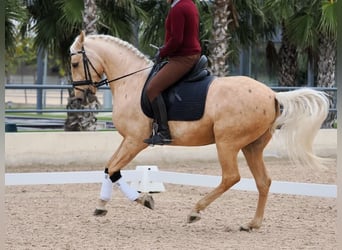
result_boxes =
[93,208,108,216]
[141,194,154,210]
[187,212,201,223]
[239,225,251,232]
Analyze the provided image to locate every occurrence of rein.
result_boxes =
[70,46,153,90]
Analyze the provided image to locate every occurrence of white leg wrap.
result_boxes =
[116,178,139,201]
[100,174,113,201]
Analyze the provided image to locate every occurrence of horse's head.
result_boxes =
[69,31,105,100]
[65,31,103,131]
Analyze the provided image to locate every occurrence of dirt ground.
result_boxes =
[5,156,337,250]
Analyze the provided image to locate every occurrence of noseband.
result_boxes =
[70,47,153,91]
[70,46,108,91]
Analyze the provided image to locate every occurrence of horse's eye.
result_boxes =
[72,62,79,68]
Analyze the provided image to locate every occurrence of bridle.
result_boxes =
[70,46,153,91]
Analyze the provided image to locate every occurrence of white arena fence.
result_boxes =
[5,166,336,198]
[5,84,337,114]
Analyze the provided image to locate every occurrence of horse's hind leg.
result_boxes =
[188,142,240,223]
[241,130,272,231]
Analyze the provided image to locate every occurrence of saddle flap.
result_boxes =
[190,55,208,72]
[185,69,210,82]
[183,55,210,82]
[141,55,215,121]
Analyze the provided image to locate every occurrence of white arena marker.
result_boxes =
[130,166,166,193]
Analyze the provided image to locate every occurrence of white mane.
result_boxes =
[70,34,151,64]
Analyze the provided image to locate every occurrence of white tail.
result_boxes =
[273,88,330,168]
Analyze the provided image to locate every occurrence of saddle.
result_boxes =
[141,55,215,121]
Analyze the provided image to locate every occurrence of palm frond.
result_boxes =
[5,0,27,53]
[97,0,146,42]
[286,9,317,51]
[57,0,84,25]
[318,0,337,38]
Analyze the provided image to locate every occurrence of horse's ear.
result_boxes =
[79,30,85,44]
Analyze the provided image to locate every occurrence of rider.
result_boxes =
[144,0,202,145]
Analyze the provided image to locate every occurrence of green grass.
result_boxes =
[5,108,114,132]
[6,112,67,119]
[5,112,113,121]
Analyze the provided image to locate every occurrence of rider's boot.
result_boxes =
[144,95,172,145]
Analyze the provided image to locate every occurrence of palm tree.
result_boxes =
[263,0,302,86]
[137,0,168,55]
[64,0,149,131]
[26,0,83,65]
[98,0,146,47]
[5,0,26,54]
[137,0,211,58]
[277,21,298,86]
[5,0,28,80]
[64,0,100,131]
[208,0,272,77]
[209,0,233,76]
[25,0,149,62]
[286,0,337,127]
[316,1,337,88]
[262,0,337,126]
[83,0,98,35]
[286,0,337,87]
[263,0,337,89]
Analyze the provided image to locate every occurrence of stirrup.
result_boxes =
[144,122,171,145]
[143,132,172,145]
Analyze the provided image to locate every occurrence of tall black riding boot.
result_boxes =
[144,95,172,145]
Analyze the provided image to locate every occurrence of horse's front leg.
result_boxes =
[94,137,153,216]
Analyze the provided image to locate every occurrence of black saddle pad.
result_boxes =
[141,69,215,121]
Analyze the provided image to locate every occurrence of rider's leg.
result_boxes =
[143,95,172,145]
[144,54,200,145]
[146,54,201,102]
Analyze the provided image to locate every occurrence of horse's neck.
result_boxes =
[90,38,151,115]
[107,56,150,106]
[108,56,151,129]
[109,65,150,105]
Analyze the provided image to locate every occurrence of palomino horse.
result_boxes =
[69,31,329,231]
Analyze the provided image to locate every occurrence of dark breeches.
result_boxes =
[146,54,200,102]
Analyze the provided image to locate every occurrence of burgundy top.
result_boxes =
[159,0,201,58]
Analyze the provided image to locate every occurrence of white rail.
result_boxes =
[5,167,336,198]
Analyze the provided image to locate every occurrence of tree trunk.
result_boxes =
[317,35,336,88]
[208,0,232,77]
[83,0,98,35]
[64,0,100,131]
[317,34,337,128]
[278,22,298,86]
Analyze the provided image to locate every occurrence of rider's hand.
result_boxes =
[154,49,161,64]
